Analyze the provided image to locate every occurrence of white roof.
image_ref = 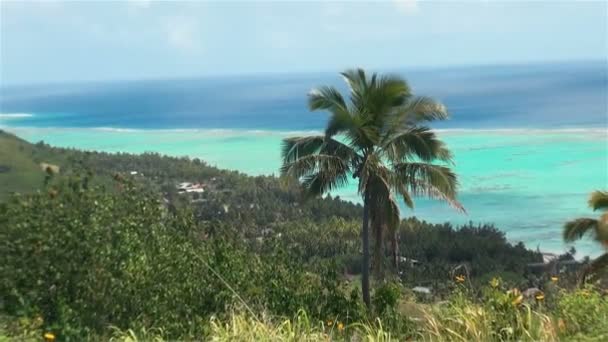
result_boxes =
[412,286,431,294]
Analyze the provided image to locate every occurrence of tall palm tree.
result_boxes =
[280,69,461,307]
[564,190,608,282]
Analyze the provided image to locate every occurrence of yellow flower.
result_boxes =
[535,292,545,301]
[327,320,333,326]
[44,332,55,341]
[508,288,521,296]
[337,322,344,331]
[508,289,523,305]
[455,275,466,283]
[551,276,558,282]
[489,277,500,288]
[512,294,524,306]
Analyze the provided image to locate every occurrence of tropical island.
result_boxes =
[1,70,606,341]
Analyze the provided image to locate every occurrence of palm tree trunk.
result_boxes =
[391,230,398,271]
[362,190,371,308]
[373,219,384,279]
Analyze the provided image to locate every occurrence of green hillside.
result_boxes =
[0,130,66,200]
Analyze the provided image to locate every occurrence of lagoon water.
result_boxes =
[1,62,607,257]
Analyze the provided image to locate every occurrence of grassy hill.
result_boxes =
[0,130,67,201]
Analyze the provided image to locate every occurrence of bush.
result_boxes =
[372,282,402,316]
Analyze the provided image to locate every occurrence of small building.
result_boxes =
[177,182,205,194]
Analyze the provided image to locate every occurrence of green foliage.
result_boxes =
[372,282,402,316]
[554,286,608,339]
[398,218,541,291]
[0,178,363,339]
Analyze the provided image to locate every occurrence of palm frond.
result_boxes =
[341,68,368,111]
[357,153,390,195]
[368,75,411,118]
[393,96,448,126]
[394,162,459,199]
[320,138,361,168]
[411,179,466,213]
[308,86,348,113]
[324,108,356,138]
[393,181,415,210]
[280,154,346,178]
[382,126,453,163]
[300,172,349,197]
[385,195,401,232]
[281,154,350,196]
[563,218,599,242]
[589,191,608,211]
[281,136,325,164]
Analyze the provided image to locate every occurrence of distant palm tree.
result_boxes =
[280,69,462,307]
[564,190,608,282]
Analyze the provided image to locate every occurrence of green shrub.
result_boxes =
[554,286,608,339]
[372,282,402,316]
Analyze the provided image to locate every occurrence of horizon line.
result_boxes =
[2,58,606,89]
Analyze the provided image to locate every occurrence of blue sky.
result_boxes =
[1,0,606,85]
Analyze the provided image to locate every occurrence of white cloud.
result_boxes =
[163,16,202,53]
[393,0,419,14]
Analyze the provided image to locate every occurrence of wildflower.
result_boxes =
[512,294,524,305]
[535,292,545,301]
[489,277,500,288]
[44,332,55,341]
[327,320,333,326]
[337,322,344,331]
[550,276,558,283]
[508,288,523,305]
[455,275,466,283]
[508,288,521,296]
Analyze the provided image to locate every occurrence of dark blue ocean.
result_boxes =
[1,61,607,130]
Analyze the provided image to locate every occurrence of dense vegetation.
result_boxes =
[1,130,606,340]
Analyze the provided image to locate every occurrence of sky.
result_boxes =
[0,0,607,85]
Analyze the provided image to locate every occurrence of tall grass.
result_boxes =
[107,286,607,342]
[5,287,607,341]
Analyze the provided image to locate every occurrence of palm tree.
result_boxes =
[564,190,608,282]
[280,69,461,307]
